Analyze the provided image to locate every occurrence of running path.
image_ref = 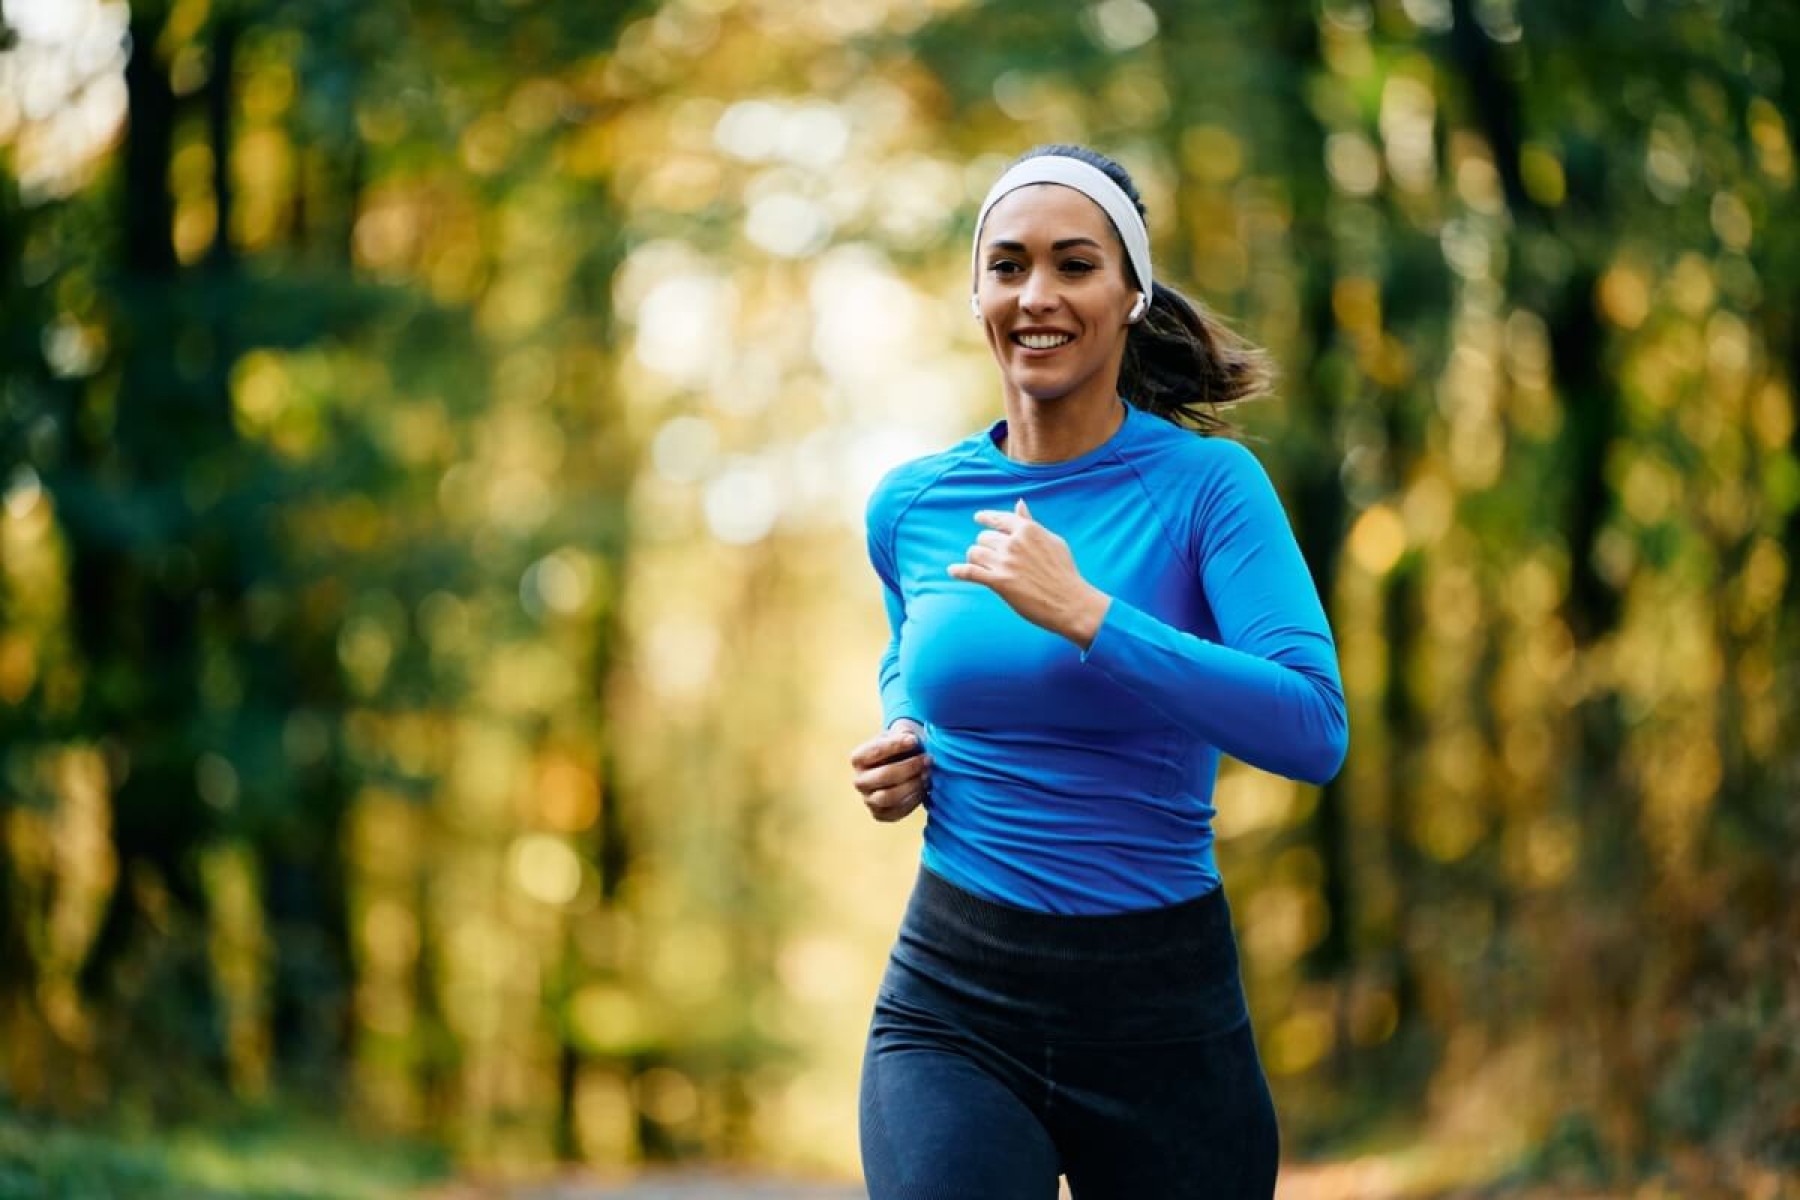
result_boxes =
[427,1167,1371,1198]
[427,1169,1085,1199]
[431,1161,1628,1198]
[424,1172,867,1199]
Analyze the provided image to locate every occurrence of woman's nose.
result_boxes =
[1019,270,1060,312]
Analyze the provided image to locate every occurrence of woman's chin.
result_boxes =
[1004,369,1081,404]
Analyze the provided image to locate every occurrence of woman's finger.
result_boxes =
[855,748,930,787]
[865,785,926,822]
[867,779,925,807]
[963,544,999,570]
[849,730,920,769]
[975,529,1009,551]
[973,509,1021,532]
[855,755,930,796]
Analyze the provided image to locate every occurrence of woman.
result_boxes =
[850,144,1348,1199]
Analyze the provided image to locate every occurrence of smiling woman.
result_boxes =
[973,145,1269,447]
[974,181,1140,448]
[849,144,1348,1199]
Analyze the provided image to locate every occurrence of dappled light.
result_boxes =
[1,0,1797,1197]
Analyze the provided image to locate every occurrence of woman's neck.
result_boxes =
[996,391,1126,464]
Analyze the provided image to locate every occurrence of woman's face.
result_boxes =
[974,182,1139,407]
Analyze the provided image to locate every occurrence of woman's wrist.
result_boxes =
[1062,585,1112,651]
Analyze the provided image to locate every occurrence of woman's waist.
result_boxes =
[920,735,1217,818]
[883,862,1248,1040]
[918,771,1217,871]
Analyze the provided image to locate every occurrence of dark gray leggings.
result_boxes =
[859,867,1279,1200]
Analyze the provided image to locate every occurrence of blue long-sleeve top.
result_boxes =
[865,400,1348,914]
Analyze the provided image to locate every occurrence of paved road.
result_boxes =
[427,1165,1413,1199]
[426,1166,1644,1199]
[434,1161,1623,1199]
[520,1182,863,1199]
[431,1168,1083,1198]
[427,1172,869,1199]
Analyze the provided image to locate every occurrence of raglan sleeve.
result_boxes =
[1077,439,1349,784]
[866,479,920,731]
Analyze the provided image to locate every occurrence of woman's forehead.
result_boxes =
[982,183,1119,246]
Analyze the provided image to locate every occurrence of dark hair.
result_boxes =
[1012,144,1272,436]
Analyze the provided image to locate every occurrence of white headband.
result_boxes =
[970,155,1153,301]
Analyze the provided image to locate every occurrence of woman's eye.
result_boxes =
[988,260,1022,276]
[1061,259,1095,274]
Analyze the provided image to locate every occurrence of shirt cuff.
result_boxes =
[1079,593,1156,667]
[883,702,920,729]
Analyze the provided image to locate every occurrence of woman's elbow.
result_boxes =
[1291,692,1349,785]
[1301,721,1349,784]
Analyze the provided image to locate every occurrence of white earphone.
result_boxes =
[970,294,982,320]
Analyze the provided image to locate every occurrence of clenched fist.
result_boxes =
[849,719,931,823]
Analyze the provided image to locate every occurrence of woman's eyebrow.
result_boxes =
[985,237,1106,252]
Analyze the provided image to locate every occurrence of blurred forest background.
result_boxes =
[1,0,1796,1196]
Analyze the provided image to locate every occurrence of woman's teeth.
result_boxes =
[1017,333,1073,349]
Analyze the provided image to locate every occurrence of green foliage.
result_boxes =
[0,1107,448,1200]
[1,0,1798,1188]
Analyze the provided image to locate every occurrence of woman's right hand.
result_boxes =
[849,720,931,823]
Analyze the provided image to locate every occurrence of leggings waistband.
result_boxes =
[904,862,1236,960]
[885,864,1249,1040]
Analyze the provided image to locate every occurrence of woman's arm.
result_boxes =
[876,577,920,731]
[949,445,1347,784]
[1080,441,1347,783]
[859,497,929,822]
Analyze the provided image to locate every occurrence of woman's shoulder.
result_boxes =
[865,428,991,528]
[1123,409,1270,490]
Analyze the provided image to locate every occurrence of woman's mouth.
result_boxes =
[1012,331,1075,352]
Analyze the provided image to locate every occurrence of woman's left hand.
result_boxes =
[949,498,1112,650]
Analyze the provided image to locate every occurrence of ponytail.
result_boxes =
[1119,282,1272,437]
